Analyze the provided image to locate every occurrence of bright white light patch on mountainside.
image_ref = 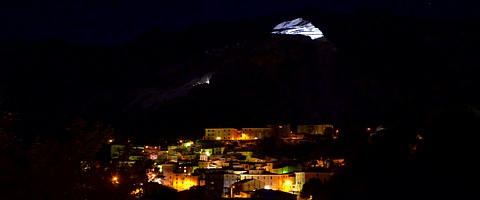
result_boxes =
[271,18,324,40]
[192,72,212,86]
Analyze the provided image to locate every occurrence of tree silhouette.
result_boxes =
[0,119,138,199]
[300,178,325,200]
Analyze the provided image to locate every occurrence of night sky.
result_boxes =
[1,0,478,45]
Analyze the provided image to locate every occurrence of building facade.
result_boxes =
[204,128,239,140]
[241,128,273,139]
[297,124,334,135]
[267,124,291,138]
[292,171,334,194]
[239,171,294,193]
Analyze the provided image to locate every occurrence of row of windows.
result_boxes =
[206,128,272,132]
[242,128,271,131]
[244,176,284,180]
[206,129,233,132]
[206,133,231,136]
[205,137,232,139]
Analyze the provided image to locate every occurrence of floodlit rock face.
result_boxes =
[271,18,324,40]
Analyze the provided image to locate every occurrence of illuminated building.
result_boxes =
[297,124,334,135]
[241,128,273,139]
[292,171,334,194]
[198,160,210,169]
[181,141,194,149]
[240,162,265,171]
[180,153,197,160]
[266,163,303,174]
[204,127,274,140]
[212,146,225,154]
[171,173,201,191]
[231,151,253,161]
[239,171,295,193]
[199,152,209,161]
[233,179,265,193]
[143,145,161,159]
[204,128,239,140]
[200,148,212,157]
[110,144,150,167]
[177,164,198,175]
[195,169,237,198]
[161,163,202,191]
[110,144,125,159]
[128,154,144,161]
[161,163,176,187]
[224,173,240,189]
[167,145,178,151]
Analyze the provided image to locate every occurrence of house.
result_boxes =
[292,170,334,194]
[241,127,273,139]
[233,179,265,193]
[239,170,294,193]
[204,128,239,140]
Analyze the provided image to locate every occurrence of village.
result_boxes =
[109,124,348,199]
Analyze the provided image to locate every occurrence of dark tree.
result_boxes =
[143,183,180,200]
[300,178,326,200]
[0,119,140,199]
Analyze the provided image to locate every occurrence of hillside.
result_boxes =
[1,9,479,139]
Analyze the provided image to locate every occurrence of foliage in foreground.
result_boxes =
[0,119,138,200]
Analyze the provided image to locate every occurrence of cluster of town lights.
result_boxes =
[112,176,119,184]
[107,126,340,196]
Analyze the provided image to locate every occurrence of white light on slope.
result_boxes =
[192,72,213,86]
[271,18,324,40]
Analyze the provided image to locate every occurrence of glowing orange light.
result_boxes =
[112,176,119,184]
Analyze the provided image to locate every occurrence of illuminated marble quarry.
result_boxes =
[271,18,324,40]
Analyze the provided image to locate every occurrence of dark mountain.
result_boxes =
[121,33,338,138]
[1,9,479,140]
